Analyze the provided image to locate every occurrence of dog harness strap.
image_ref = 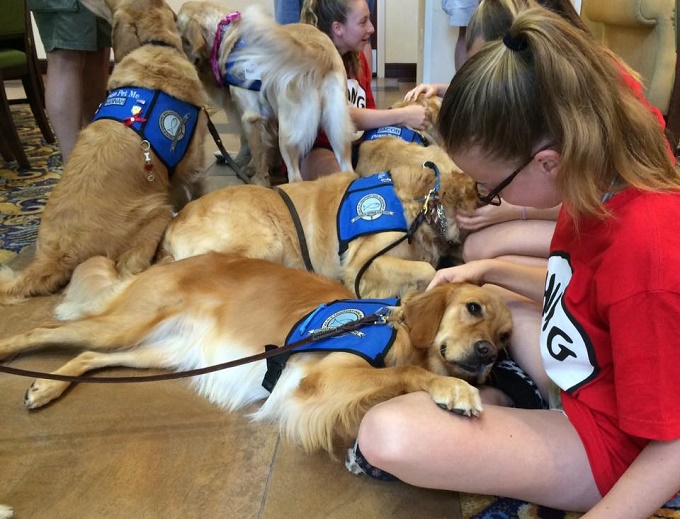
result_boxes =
[211,12,242,88]
[275,187,315,272]
[363,125,427,146]
[93,87,201,173]
[261,299,399,392]
[337,172,409,256]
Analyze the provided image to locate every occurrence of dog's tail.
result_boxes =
[235,6,342,94]
[0,255,73,306]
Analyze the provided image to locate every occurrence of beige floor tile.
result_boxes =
[262,442,461,519]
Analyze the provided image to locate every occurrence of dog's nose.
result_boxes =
[474,340,497,365]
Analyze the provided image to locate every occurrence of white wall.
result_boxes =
[419,0,584,84]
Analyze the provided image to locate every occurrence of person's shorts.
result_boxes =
[441,0,481,27]
[29,0,111,53]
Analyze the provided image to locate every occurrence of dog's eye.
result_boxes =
[500,332,511,343]
[466,302,482,316]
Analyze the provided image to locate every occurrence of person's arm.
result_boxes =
[583,438,680,518]
[457,202,561,232]
[349,105,429,132]
[427,259,547,303]
[403,83,448,102]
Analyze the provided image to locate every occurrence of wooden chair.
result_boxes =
[0,0,55,169]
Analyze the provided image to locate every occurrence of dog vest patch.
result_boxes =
[262,298,399,392]
[363,125,427,146]
[337,171,408,256]
[92,87,200,172]
[223,38,263,91]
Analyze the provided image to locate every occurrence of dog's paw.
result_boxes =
[429,378,483,417]
[24,379,70,409]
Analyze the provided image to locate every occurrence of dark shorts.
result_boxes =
[30,0,111,53]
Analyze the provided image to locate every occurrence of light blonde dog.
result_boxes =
[162,163,478,299]
[177,2,354,185]
[0,0,209,305]
[355,93,457,177]
[0,253,512,453]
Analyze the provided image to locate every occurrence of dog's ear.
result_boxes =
[111,9,142,62]
[183,18,208,60]
[398,286,450,348]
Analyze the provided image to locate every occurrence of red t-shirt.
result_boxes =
[542,188,680,495]
[315,51,375,149]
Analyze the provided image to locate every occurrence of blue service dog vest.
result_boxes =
[223,38,263,91]
[337,171,409,256]
[262,298,399,392]
[363,125,427,146]
[92,87,200,172]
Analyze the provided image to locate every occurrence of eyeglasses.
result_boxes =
[474,143,555,206]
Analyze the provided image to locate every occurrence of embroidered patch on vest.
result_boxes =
[337,171,408,256]
[262,298,398,392]
[363,125,427,146]
[92,87,200,172]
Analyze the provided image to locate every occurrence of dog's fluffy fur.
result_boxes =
[355,94,459,177]
[177,2,354,185]
[162,163,478,298]
[0,0,209,305]
[0,253,512,453]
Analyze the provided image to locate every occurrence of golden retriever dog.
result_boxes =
[0,253,512,453]
[355,93,457,177]
[0,0,209,305]
[162,163,478,298]
[176,1,354,185]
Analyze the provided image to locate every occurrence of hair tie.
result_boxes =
[503,32,528,52]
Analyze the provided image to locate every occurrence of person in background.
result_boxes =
[29,0,111,164]
[354,7,680,516]
[441,0,482,71]
[299,0,428,180]
[276,0,375,77]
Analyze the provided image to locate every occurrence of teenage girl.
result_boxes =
[356,7,680,516]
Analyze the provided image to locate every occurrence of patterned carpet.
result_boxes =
[0,104,61,265]
[3,105,680,519]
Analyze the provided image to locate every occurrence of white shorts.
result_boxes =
[441,0,481,26]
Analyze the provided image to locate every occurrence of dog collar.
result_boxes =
[210,12,241,88]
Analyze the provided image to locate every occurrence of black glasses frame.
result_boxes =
[474,143,555,206]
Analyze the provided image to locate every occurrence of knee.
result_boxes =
[357,400,413,471]
[461,231,488,262]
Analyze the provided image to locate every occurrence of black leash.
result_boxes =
[275,187,315,272]
[0,311,388,384]
[204,108,251,185]
[354,161,442,298]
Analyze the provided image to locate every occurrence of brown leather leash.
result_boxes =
[0,311,390,384]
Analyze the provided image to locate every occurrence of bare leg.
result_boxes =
[80,47,110,124]
[357,392,601,512]
[45,48,109,163]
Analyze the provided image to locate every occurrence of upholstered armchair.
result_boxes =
[581,0,678,146]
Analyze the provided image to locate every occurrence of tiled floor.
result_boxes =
[0,78,467,518]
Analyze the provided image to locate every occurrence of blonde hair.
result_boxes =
[439,7,679,217]
[300,0,360,77]
[466,0,588,53]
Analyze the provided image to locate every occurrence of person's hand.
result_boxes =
[398,104,429,131]
[427,261,490,290]
[456,201,521,231]
[403,83,440,102]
